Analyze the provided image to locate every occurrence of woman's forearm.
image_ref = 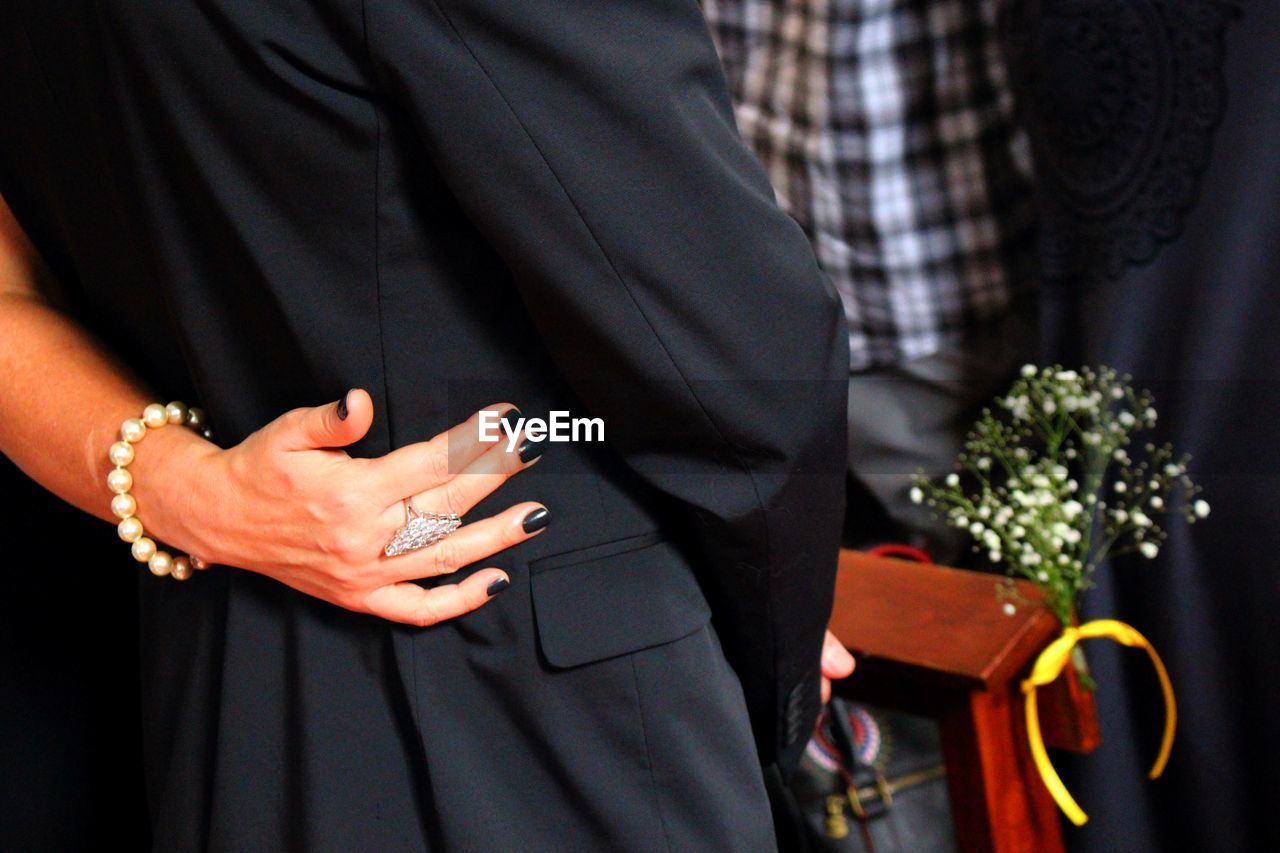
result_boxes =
[0,193,209,542]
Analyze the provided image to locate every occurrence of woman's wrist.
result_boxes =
[113,407,221,567]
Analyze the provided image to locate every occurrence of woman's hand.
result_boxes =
[137,389,545,626]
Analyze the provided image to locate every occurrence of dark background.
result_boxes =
[1,462,149,847]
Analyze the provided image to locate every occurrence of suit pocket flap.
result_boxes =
[529,533,712,668]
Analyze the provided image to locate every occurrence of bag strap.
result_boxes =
[825,698,895,821]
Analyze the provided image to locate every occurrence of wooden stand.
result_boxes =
[827,551,1100,853]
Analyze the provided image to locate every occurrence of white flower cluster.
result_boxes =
[913,364,1207,626]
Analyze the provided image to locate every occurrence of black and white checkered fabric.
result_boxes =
[703,0,1039,371]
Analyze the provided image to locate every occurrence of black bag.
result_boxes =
[774,698,955,853]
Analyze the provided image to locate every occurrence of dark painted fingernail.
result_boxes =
[500,407,520,433]
[522,507,551,534]
[337,391,350,421]
[486,577,510,597]
[518,439,544,464]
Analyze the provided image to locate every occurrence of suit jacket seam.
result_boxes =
[630,654,675,853]
[359,0,433,818]
[356,0,395,454]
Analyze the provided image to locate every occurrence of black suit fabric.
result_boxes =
[0,0,848,849]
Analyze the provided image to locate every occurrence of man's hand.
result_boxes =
[820,629,856,703]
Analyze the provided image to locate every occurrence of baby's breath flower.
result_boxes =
[914,365,1202,629]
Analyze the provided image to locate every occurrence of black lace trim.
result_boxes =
[1003,0,1237,284]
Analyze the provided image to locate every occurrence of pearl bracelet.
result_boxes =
[108,401,212,580]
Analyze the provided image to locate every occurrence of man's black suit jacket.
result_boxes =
[0,0,848,840]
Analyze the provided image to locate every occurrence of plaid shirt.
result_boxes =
[703,0,1038,371]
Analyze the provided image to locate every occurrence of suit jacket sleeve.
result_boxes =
[362,0,849,776]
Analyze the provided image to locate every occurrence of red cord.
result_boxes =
[867,543,934,564]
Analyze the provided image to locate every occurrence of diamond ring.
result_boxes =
[384,500,461,557]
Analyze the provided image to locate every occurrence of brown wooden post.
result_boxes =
[937,688,1064,853]
[828,551,1100,853]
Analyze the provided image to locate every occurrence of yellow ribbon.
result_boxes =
[1021,619,1177,826]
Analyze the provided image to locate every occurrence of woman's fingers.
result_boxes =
[276,388,375,451]
[367,403,520,502]
[377,501,549,584]
[408,429,541,518]
[185,392,549,631]
[362,568,511,627]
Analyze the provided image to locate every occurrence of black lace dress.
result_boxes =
[1006,2,1279,850]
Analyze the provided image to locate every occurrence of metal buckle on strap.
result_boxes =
[848,765,947,820]
[846,768,893,820]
